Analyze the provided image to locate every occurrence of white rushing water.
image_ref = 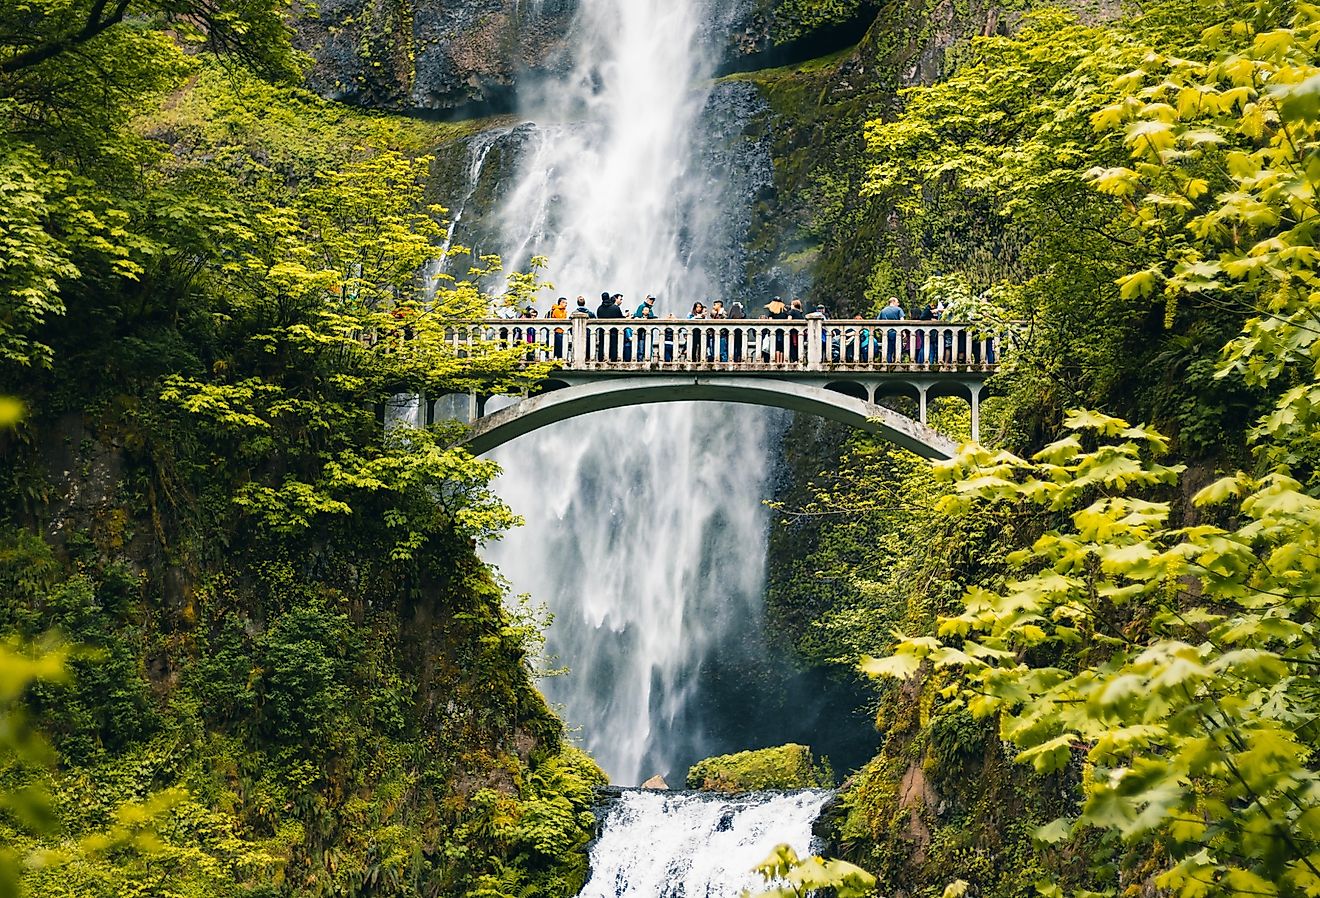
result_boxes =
[481,0,780,785]
[581,790,832,898]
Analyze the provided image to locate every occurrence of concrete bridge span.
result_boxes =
[460,376,962,459]
[384,317,1007,456]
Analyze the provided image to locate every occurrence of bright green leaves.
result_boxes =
[140,71,555,561]
[1087,166,1143,197]
[1083,6,1320,456]
[746,844,877,898]
[859,650,923,681]
[1016,733,1078,774]
[868,410,1320,898]
[0,150,82,368]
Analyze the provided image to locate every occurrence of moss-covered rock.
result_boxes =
[686,744,834,792]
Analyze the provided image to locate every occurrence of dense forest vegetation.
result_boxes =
[762,2,1320,897]
[2,0,1319,895]
[0,3,604,895]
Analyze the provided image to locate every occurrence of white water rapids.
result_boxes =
[482,0,782,786]
[580,790,833,898]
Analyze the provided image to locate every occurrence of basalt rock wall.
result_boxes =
[296,0,576,113]
[295,0,880,113]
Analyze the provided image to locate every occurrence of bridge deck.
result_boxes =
[408,319,1006,451]
[452,318,1003,376]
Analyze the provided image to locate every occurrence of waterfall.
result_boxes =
[581,790,833,898]
[436,129,508,272]
[481,0,784,785]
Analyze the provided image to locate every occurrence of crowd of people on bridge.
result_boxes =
[504,292,994,365]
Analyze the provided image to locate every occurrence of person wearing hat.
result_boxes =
[765,297,788,363]
[631,295,658,361]
[632,295,658,319]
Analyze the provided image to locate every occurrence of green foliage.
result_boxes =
[253,605,358,748]
[872,409,1320,898]
[1074,3,1320,468]
[0,0,301,81]
[746,843,877,898]
[0,397,20,428]
[686,744,833,792]
[0,151,79,369]
[769,0,867,42]
[0,4,594,896]
[21,574,159,764]
[861,0,1278,453]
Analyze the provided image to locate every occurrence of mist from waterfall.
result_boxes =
[481,0,782,785]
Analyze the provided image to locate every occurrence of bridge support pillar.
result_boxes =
[970,383,983,443]
[570,315,588,369]
[468,391,480,423]
[918,386,929,425]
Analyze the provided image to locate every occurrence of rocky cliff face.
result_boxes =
[294,0,874,113]
[296,0,577,112]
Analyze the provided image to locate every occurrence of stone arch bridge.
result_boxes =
[393,317,1004,460]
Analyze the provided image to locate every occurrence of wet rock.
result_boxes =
[296,0,577,112]
[691,79,775,304]
[641,774,669,790]
[294,0,880,114]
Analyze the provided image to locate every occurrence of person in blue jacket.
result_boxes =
[630,295,658,360]
[878,296,905,362]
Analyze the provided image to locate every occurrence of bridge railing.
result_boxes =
[445,318,1005,372]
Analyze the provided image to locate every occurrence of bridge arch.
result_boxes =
[459,377,960,459]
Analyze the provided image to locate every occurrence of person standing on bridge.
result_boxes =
[729,301,746,361]
[787,299,805,363]
[597,291,624,361]
[633,296,658,319]
[548,297,569,358]
[632,295,657,361]
[613,294,635,360]
[766,298,788,363]
[916,298,935,364]
[576,295,595,318]
[710,300,729,362]
[879,296,904,363]
[687,302,708,362]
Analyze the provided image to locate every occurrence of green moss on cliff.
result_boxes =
[761,0,870,43]
[686,744,833,792]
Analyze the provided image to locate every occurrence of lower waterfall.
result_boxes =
[579,790,833,898]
